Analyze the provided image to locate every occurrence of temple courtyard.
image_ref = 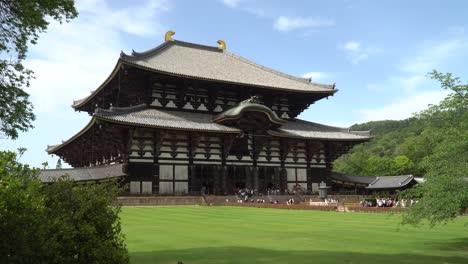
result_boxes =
[121,206,467,264]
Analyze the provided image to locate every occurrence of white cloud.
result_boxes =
[274,16,335,32]
[344,41,360,51]
[222,0,246,8]
[221,0,268,17]
[358,90,449,122]
[301,72,332,82]
[367,75,426,93]
[25,0,170,113]
[366,38,468,94]
[400,39,468,74]
[342,41,381,65]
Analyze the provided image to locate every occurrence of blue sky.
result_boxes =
[2,0,468,168]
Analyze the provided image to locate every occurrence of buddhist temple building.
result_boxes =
[44,31,372,195]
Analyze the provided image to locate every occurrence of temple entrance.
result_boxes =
[227,166,249,193]
[189,165,281,195]
[259,167,279,193]
[191,165,216,195]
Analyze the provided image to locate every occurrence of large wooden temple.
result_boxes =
[46,32,371,195]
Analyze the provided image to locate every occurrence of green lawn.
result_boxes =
[121,206,467,264]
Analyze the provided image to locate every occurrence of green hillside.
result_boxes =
[334,73,467,180]
[333,118,430,177]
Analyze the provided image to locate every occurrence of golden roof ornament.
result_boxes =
[217,40,226,50]
[165,30,175,42]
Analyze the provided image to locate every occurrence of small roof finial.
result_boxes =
[165,30,175,42]
[217,40,226,50]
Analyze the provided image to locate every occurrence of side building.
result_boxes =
[44,32,371,195]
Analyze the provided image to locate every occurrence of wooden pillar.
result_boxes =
[273,167,280,190]
[212,166,220,195]
[245,167,252,189]
[280,167,287,194]
[324,142,333,184]
[221,166,227,195]
[252,166,259,191]
[189,165,195,194]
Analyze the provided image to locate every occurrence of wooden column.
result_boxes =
[279,139,288,194]
[221,166,228,195]
[213,166,220,195]
[273,167,280,190]
[280,167,287,194]
[252,166,259,191]
[245,167,252,189]
[324,141,333,184]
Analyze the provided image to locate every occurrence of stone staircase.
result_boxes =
[118,196,205,206]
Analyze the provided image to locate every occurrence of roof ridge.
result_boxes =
[120,41,171,60]
[122,39,334,89]
[121,40,221,61]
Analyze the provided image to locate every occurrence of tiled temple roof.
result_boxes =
[366,175,415,189]
[95,106,370,140]
[268,119,371,141]
[47,106,370,154]
[73,40,336,108]
[328,172,377,185]
[95,105,241,133]
[121,40,336,92]
[39,163,125,183]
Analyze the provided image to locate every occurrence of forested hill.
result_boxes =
[333,118,429,177]
[334,71,468,224]
[334,71,467,181]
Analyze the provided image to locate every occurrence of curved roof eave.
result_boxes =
[266,130,372,141]
[47,117,97,154]
[47,113,242,154]
[95,115,241,134]
[72,59,123,109]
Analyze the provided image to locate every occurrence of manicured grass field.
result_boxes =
[121,206,467,264]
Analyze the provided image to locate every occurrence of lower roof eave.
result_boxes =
[266,131,371,141]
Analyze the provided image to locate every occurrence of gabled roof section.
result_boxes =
[329,172,377,185]
[366,175,415,189]
[48,105,370,156]
[95,104,241,133]
[120,40,336,93]
[48,105,241,155]
[73,39,336,109]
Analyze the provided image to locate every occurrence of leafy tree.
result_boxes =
[391,155,415,175]
[0,0,77,139]
[0,150,129,263]
[335,70,467,225]
[0,151,47,263]
[402,71,468,226]
[42,179,129,264]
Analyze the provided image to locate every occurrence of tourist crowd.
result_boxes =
[360,198,419,207]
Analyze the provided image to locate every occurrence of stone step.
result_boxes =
[118,196,205,206]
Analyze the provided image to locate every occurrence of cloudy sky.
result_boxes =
[2,0,468,167]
